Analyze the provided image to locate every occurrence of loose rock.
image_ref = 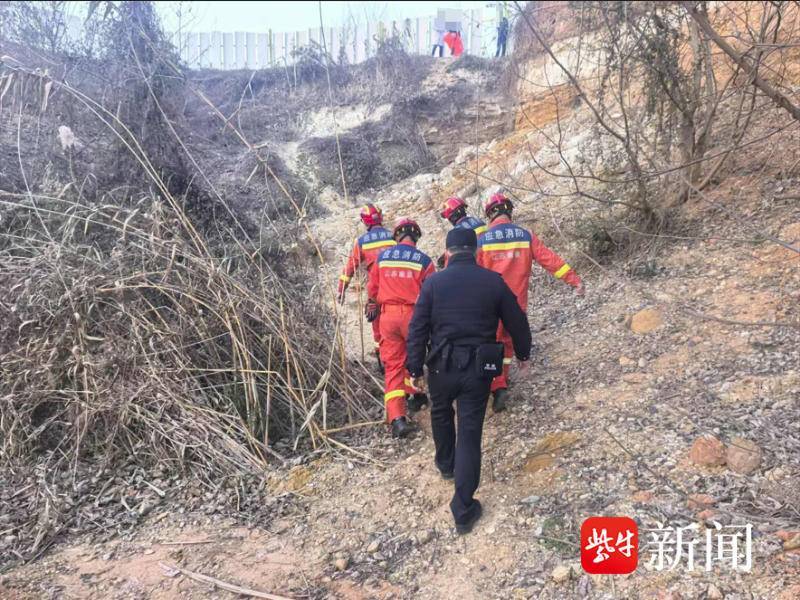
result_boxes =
[687,494,716,510]
[785,533,800,551]
[551,565,572,583]
[626,308,664,334]
[622,372,647,384]
[631,490,654,503]
[707,584,724,600]
[697,509,718,522]
[726,438,762,474]
[689,436,726,466]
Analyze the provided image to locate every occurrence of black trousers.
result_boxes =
[432,44,444,57]
[495,38,507,57]
[429,365,491,525]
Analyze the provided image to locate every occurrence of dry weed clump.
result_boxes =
[0,186,382,562]
[0,35,381,562]
[0,189,379,467]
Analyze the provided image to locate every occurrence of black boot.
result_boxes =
[375,349,384,375]
[456,500,483,535]
[407,393,429,413]
[391,416,411,438]
[492,388,508,413]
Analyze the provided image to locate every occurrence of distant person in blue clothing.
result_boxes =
[496,17,509,57]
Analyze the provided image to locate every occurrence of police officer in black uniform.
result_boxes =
[406,227,532,534]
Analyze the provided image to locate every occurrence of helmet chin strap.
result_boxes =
[397,233,417,244]
[448,207,466,226]
[490,203,513,221]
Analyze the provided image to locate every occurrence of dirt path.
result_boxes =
[4,211,798,598]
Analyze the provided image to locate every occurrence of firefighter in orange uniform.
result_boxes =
[437,196,487,268]
[367,218,436,438]
[338,204,396,372]
[477,193,585,412]
[440,196,488,236]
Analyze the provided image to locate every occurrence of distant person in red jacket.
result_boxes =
[443,31,464,57]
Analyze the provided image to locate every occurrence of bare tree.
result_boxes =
[2,1,72,53]
[511,1,765,222]
[682,1,800,122]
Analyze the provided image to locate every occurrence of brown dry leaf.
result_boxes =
[523,431,580,473]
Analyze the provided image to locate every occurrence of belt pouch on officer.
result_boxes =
[475,343,505,378]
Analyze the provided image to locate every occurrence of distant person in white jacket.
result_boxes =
[432,27,445,57]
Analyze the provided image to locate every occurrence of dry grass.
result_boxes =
[0,44,382,564]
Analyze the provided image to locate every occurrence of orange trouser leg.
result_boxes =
[379,308,412,422]
[490,323,515,393]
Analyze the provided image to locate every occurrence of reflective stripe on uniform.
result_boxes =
[474,225,488,235]
[404,378,412,386]
[384,389,406,403]
[379,260,423,270]
[362,240,396,251]
[554,264,571,279]
[503,358,513,364]
[480,241,530,251]
[339,274,351,282]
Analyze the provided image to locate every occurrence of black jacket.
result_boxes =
[406,253,532,377]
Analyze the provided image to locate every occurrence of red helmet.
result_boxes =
[392,217,422,242]
[483,192,513,217]
[439,196,467,221]
[359,203,383,227]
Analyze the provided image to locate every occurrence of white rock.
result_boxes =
[58,125,76,150]
[552,565,572,583]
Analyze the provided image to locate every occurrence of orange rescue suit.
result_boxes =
[368,241,436,422]
[477,215,581,391]
[339,226,396,344]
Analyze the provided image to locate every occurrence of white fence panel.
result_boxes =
[235,31,246,68]
[210,32,222,68]
[222,32,234,69]
[185,32,199,65]
[176,9,503,70]
[294,30,307,58]
[257,32,269,68]
[246,32,257,67]
[469,9,482,55]
[275,31,287,66]
[419,17,431,55]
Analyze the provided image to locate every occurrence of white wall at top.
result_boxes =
[173,8,520,71]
